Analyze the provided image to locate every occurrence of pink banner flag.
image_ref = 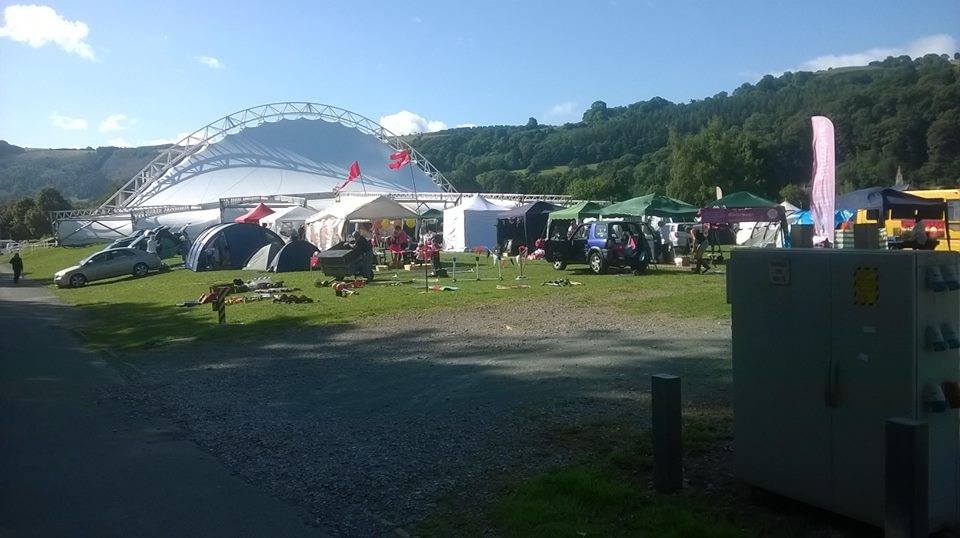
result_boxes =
[810,116,836,246]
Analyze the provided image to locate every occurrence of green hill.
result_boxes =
[408,54,960,204]
[0,143,162,205]
[2,54,958,207]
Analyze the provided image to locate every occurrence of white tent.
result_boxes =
[305,195,418,250]
[259,205,319,236]
[442,195,508,252]
[243,243,282,271]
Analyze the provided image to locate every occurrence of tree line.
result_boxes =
[412,53,960,206]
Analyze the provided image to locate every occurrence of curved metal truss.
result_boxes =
[101,102,457,209]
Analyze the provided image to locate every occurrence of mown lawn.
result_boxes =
[19,246,729,352]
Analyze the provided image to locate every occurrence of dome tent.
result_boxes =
[268,240,319,272]
[443,195,509,252]
[186,223,285,271]
[243,242,283,271]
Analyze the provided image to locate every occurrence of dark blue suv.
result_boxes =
[545,220,653,274]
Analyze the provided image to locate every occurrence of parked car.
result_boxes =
[54,248,163,288]
[545,220,652,274]
[665,222,694,253]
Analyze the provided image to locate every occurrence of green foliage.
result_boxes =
[0,187,71,239]
[412,55,960,203]
[778,183,807,208]
[0,142,160,203]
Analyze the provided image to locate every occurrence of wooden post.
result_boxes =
[652,374,682,493]
[885,418,928,538]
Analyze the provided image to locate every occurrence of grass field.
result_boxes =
[18,245,729,352]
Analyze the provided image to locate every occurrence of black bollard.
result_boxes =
[652,374,682,493]
[884,418,928,538]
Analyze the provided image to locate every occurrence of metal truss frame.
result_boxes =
[100,102,458,211]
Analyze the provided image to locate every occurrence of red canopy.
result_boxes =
[234,203,275,224]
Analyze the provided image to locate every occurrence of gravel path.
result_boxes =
[118,296,732,536]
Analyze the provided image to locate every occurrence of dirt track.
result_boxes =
[118,297,732,535]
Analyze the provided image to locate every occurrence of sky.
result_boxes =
[1,0,958,148]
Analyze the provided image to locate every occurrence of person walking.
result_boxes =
[10,252,23,284]
[691,224,711,274]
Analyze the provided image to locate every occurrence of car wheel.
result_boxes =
[589,251,607,275]
[553,260,567,270]
[69,273,87,288]
[133,262,149,277]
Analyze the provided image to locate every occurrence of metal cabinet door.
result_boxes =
[829,252,916,525]
[731,250,833,506]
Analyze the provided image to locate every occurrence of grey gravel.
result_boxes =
[115,297,732,536]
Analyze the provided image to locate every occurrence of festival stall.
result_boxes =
[701,192,787,247]
[599,194,698,219]
[305,195,418,250]
[496,201,561,254]
[835,187,948,249]
[234,202,275,224]
[259,206,318,237]
[545,201,603,239]
[442,195,509,252]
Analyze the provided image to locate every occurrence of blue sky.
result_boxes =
[1,0,958,148]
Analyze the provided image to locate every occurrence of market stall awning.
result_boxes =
[701,191,784,224]
[499,201,562,219]
[234,202,275,224]
[835,187,945,219]
[706,192,778,208]
[599,194,698,218]
[548,201,603,220]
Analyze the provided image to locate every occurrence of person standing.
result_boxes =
[145,232,158,256]
[658,220,672,262]
[10,252,23,284]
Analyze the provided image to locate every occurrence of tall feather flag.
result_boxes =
[388,149,411,170]
[810,116,836,246]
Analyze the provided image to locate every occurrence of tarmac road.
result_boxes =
[0,265,321,538]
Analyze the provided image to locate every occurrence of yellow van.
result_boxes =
[907,189,960,251]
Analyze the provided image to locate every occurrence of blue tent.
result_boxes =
[268,240,319,272]
[186,223,285,271]
[835,187,945,219]
[793,209,855,227]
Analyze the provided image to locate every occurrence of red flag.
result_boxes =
[388,152,411,170]
[347,160,361,181]
[389,149,410,161]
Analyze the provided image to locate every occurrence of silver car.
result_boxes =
[54,248,163,288]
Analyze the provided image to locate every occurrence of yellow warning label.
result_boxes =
[853,267,879,306]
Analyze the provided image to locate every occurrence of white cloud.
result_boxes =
[194,55,224,69]
[0,4,95,60]
[413,16,422,23]
[379,110,447,135]
[98,113,132,133]
[49,111,87,130]
[455,123,478,128]
[799,34,958,71]
[145,131,191,146]
[547,101,577,116]
[107,137,132,147]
